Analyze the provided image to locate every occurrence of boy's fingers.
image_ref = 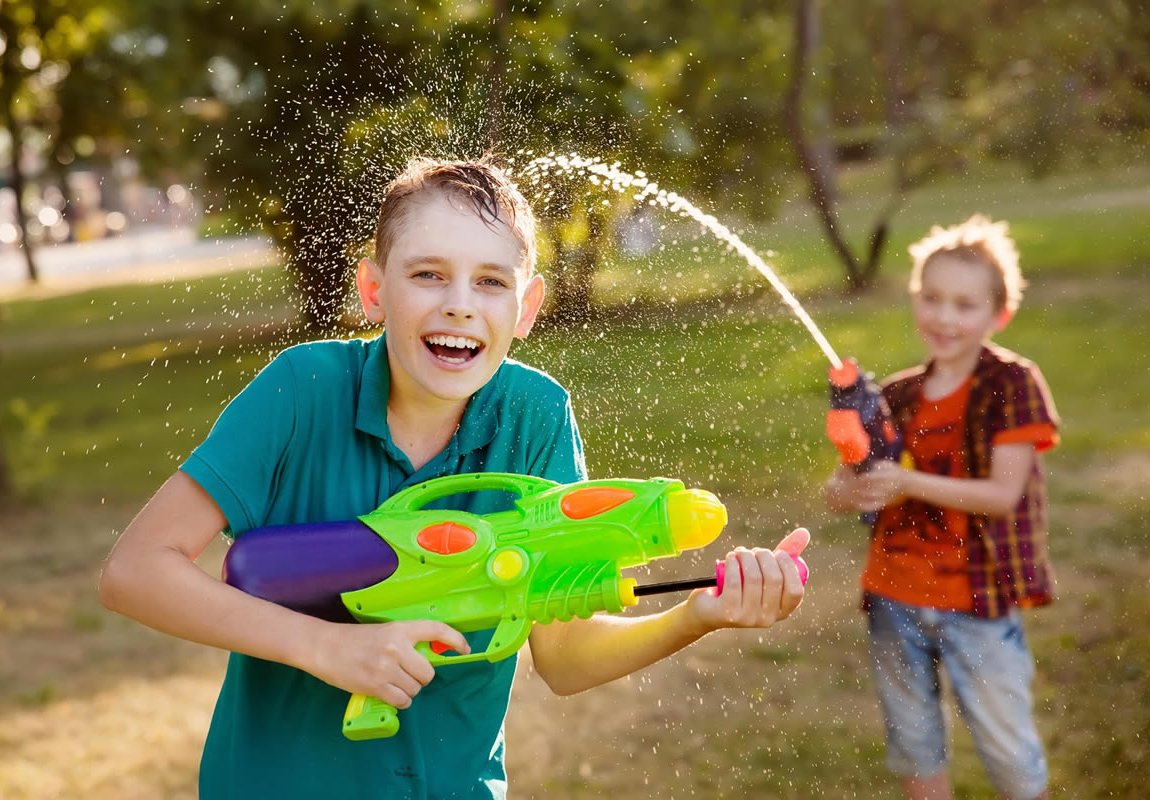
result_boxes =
[399,649,436,686]
[775,552,805,614]
[388,663,426,696]
[404,620,471,655]
[380,683,415,709]
[721,552,742,616]
[755,548,784,610]
[737,548,765,617]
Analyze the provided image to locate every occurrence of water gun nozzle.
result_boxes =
[829,359,859,388]
[665,488,728,551]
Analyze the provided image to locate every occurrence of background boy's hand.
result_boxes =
[685,528,809,635]
[854,461,908,511]
[305,619,470,709]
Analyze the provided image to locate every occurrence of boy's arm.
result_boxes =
[99,471,469,709]
[527,530,808,696]
[855,443,1035,516]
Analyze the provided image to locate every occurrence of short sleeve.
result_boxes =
[181,352,298,535]
[528,393,588,484]
[989,362,1060,452]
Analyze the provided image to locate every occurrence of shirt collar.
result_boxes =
[355,333,502,458]
[919,344,996,384]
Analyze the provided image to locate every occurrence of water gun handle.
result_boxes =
[342,611,535,738]
[714,553,809,590]
[344,694,401,740]
[827,359,903,526]
[343,641,452,740]
[384,472,555,511]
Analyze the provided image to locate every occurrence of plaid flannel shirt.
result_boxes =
[881,344,1060,617]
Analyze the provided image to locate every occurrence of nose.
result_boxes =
[937,301,959,326]
[441,283,476,321]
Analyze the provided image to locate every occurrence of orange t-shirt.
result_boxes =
[862,380,974,611]
[860,379,1059,611]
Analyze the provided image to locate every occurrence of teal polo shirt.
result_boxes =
[182,334,586,800]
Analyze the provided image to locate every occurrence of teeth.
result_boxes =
[425,334,481,350]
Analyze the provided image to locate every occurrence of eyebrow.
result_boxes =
[400,255,517,278]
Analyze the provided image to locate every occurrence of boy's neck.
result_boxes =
[386,393,467,472]
[925,343,986,399]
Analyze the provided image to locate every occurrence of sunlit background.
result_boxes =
[2,2,1149,797]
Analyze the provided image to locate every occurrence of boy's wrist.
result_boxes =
[677,596,717,641]
[285,614,334,676]
[898,467,919,500]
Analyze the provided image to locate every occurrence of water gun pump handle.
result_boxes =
[632,554,809,598]
[715,554,809,591]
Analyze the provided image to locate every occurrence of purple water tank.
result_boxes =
[223,520,400,622]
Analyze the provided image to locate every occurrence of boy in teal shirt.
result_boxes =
[100,157,809,799]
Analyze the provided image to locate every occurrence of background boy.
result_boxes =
[99,157,809,800]
[825,215,1059,800]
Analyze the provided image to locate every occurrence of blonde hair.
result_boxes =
[908,214,1026,312]
[373,156,536,272]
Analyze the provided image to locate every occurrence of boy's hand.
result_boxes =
[855,461,908,511]
[305,620,470,709]
[685,528,809,635]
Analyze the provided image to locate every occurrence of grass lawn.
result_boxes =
[2,162,1149,798]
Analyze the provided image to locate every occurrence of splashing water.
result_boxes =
[514,152,842,370]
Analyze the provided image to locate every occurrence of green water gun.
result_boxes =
[225,472,729,740]
[341,472,727,739]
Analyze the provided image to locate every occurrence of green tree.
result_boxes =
[136,0,804,328]
[792,0,1150,290]
[0,0,177,281]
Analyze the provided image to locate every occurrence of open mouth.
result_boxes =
[423,333,484,365]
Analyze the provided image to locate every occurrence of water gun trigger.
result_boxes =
[419,615,533,666]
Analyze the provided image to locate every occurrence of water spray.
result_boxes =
[514,154,912,522]
[515,152,843,370]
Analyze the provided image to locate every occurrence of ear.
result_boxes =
[994,307,1013,332]
[514,273,546,339]
[356,258,385,324]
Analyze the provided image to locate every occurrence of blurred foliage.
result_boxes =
[2,0,1148,325]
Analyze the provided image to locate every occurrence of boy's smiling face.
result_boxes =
[358,190,544,409]
[912,253,1006,369]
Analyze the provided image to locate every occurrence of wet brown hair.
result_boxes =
[372,156,536,273]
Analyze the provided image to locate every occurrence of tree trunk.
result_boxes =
[1,47,40,283]
[545,220,569,314]
[281,216,353,334]
[786,0,910,290]
[784,0,863,288]
[547,209,605,325]
[859,0,910,283]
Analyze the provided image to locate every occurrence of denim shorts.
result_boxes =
[866,593,1048,800]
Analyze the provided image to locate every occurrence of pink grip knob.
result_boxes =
[714,553,809,594]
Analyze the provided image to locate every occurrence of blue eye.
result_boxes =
[480,277,508,288]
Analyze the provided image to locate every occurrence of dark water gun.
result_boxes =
[826,359,904,524]
[224,472,753,740]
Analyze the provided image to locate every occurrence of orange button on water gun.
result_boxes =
[416,522,477,554]
[560,486,636,519]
